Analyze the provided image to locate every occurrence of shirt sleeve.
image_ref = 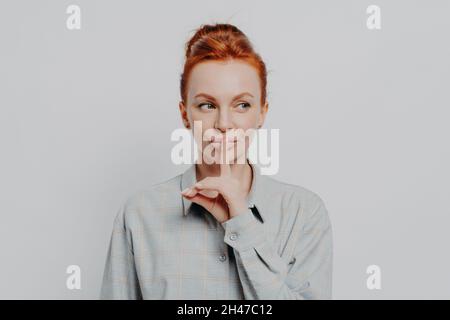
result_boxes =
[221,196,333,300]
[100,204,143,300]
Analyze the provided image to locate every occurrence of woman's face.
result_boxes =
[179,59,268,164]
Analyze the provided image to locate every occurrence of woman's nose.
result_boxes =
[215,111,234,132]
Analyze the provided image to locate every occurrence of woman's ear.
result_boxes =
[258,101,269,128]
[179,101,191,129]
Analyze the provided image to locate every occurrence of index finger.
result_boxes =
[220,139,231,177]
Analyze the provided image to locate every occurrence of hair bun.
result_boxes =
[180,23,267,105]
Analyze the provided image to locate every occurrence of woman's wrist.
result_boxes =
[228,200,250,219]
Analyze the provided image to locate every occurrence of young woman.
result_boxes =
[100,23,333,300]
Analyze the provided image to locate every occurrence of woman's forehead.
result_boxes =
[187,60,261,101]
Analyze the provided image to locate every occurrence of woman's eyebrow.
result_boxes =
[194,93,218,101]
[194,92,254,101]
[232,92,254,101]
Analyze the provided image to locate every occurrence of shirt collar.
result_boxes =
[180,160,267,223]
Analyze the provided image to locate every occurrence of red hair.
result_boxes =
[180,23,268,106]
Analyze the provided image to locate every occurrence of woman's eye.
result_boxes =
[236,102,251,110]
[198,103,216,110]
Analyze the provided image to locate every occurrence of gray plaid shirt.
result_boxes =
[100,162,333,299]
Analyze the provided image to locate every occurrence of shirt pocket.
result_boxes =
[285,257,311,293]
[286,273,311,293]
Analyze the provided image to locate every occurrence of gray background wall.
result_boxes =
[1,0,449,299]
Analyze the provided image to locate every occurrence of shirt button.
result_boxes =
[229,233,238,241]
[219,254,227,262]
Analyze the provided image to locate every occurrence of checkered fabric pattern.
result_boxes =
[100,162,333,299]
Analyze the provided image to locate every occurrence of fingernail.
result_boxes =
[195,182,202,188]
[181,188,190,194]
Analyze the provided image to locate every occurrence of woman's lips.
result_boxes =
[206,134,241,151]
[209,140,235,148]
[210,135,238,142]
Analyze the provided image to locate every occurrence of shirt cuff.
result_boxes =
[221,208,267,251]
